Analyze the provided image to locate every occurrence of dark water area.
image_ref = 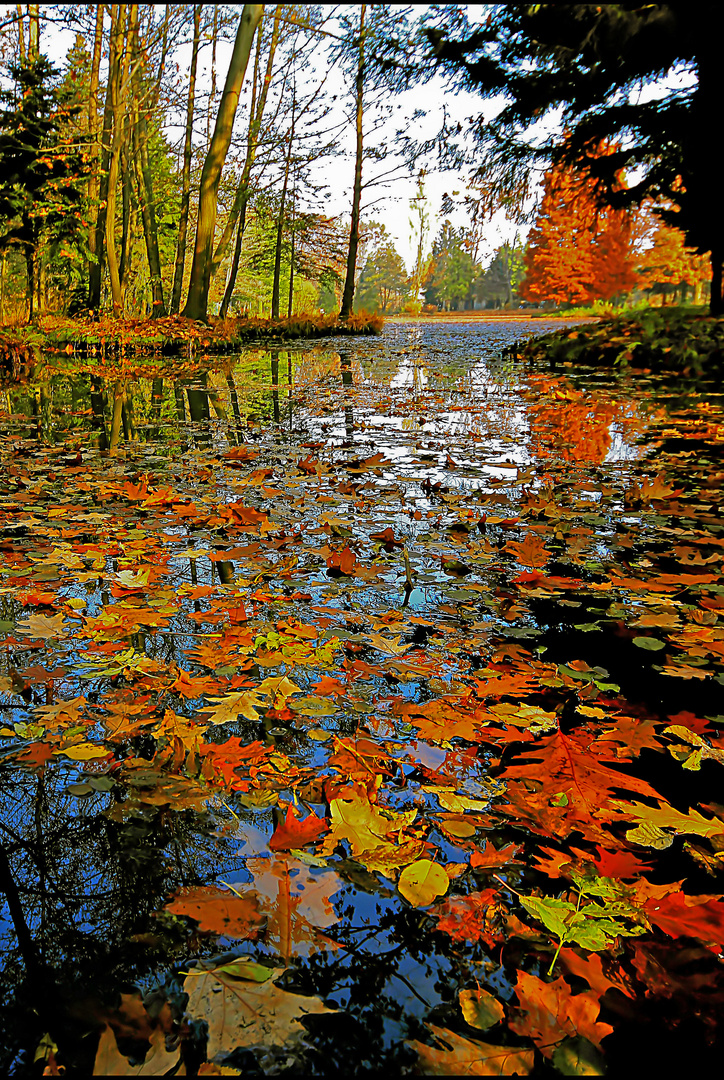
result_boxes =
[1,318,723,1075]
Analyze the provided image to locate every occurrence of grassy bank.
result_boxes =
[0,311,384,379]
[512,306,724,375]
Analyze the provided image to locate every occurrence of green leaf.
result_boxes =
[215,959,273,983]
[632,636,666,651]
[520,895,576,940]
[553,1037,607,1076]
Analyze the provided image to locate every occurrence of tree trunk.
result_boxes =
[339,5,366,320]
[171,4,201,315]
[182,4,263,322]
[212,6,281,285]
[287,182,295,317]
[710,249,723,317]
[271,105,294,320]
[25,248,34,321]
[15,4,25,63]
[130,5,166,316]
[218,202,247,319]
[90,3,123,312]
[28,4,39,58]
[105,4,129,314]
[119,142,131,289]
[86,5,104,298]
[207,5,218,146]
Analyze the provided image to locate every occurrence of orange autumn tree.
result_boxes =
[520,145,638,306]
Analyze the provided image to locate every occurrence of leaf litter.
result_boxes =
[1,320,724,1074]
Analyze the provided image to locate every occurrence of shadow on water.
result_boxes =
[1,318,724,1073]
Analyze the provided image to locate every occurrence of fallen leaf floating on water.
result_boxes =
[398,859,449,907]
[268,804,330,852]
[459,987,506,1031]
[183,963,336,1061]
[509,970,614,1056]
[4,318,724,1074]
[14,613,69,639]
[406,1024,534,1076]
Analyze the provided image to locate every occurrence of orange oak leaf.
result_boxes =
[268,804,330,852]
[509,970,613,1056]
[171,669,221,699]
[164,886,264,939]
[227,502,268,526]
[499,729,661,816]
[313,674,347,696]
[407,1024,534,1076]
[470,841,524,871]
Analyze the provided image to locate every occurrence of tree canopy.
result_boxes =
[424,3,724,312]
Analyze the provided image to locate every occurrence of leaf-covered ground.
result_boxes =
[1,318,724,1075]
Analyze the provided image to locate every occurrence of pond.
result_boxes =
[1,317,723,1076]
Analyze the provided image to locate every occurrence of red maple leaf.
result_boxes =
[268,804,329,852]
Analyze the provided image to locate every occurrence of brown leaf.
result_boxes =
[407,1024,533,1075]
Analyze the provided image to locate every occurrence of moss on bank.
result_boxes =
[513,307,724,376]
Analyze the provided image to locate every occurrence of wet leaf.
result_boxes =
[184,965,335,1059]
[459,987,505,1031]
[398,859,449,907]
[269,804,330,852]
[164,886,264,939]
[407,1024,534,1075]
[509,971,613,1056]
[552,1036,607,1076]
[632,636,666,651]
[15,612,69,639]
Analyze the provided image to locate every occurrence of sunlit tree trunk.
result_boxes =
[171,4,201,315]
[15,4,25,62]
[271,99,294,320]
[28,4,38,57]
[207,5,218,146]
[105,5,129,314]
[287,180,295,317]
[183,5,263,322]
[339,5,366,320]
[129,5,166,316]
[91,4,123,312]
[86,5,104,299]
[215,5,281,317]
[119,142,131,290]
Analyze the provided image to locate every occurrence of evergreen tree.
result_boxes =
[424,221,476,311]
[476,242,525,308]
[355,239,409,313]
[0,57,88,318]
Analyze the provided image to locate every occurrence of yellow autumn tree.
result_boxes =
[634,213,710,304]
